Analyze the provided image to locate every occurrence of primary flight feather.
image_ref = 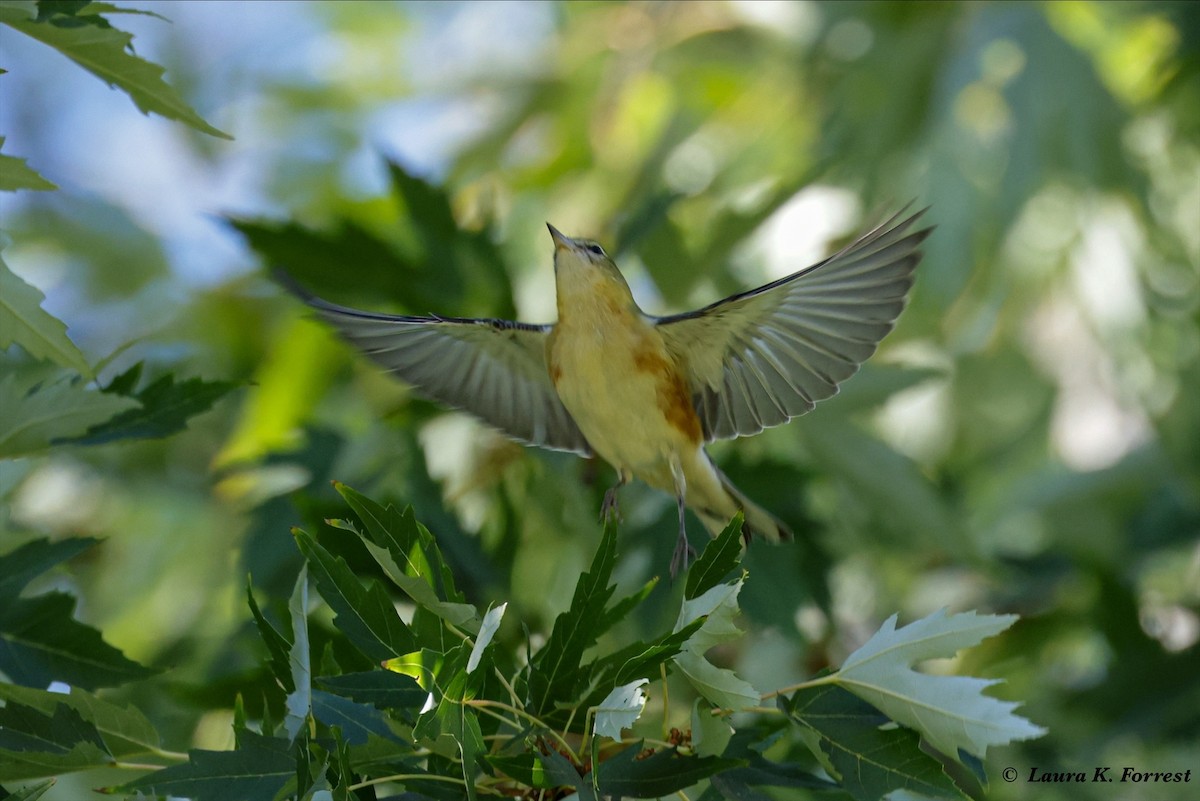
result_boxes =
[280,205,931,576]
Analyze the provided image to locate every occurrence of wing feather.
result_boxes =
[277,276,592,456]
[657,206,932,441]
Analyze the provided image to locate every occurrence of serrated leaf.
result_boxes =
[120,730,293,801]
[314,671,427,711]
[57,364,239,445]
[2,9,230,138]
[0,701,111,781]
[293,528,416,662]
[673,651,759,712]
[685,513,744,600]
[593,679,649,741]
[0,591,156,690]
[676,577,745,654]
[246,579,293,694]
[310,690,402,746]
[834,609,1046,759]
[0,255,85,373]
[467,603,505,675]
[283,566,311,743]
[596,744,742,799]
[526,518,619,716]
[0,136,56,191]
[334,485,479,632]
[0,683,160,758]
[783,684,964,801]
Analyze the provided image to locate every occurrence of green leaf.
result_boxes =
[334,484,479,632]
[596,744,742,799]
[833,609,1046,759]
[0,683,160,758]
[0,777,55,800]
[246,578,293,694]
[56,363,239,445]
[120,730,294,801]
[283,565,312,743]
[691,700,733,758]
[310,690,402,746]
[1,7,231,138]
[314,671,427,712]
[0,255,88,376]
[526,517,619,716]
[673,651,759,712]
[783,684,964,801]
[0,373,138,458]
[466,603,505,674]
[593,679,649,740]
[0,702,112,782]
[0,136,56,191]
[685,513,744,600]
[292,528,416,662]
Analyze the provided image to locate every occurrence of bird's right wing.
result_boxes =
[279,277,592,456]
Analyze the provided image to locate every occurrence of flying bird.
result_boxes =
[280,206,931,576]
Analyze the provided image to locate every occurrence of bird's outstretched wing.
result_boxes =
[656,206,932,442]
[278,275,592,456]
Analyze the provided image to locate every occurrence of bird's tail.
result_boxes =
[696,461,793,544]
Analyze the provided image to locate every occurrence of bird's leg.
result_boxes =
[600,470,629,524]
[668,458,695,579]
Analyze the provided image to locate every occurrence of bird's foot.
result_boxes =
[600,486,622,524]
[669,531,697,580]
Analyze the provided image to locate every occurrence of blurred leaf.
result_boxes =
[56,362,239,446]
[0,257,89,376]
[0,4,230,138]
[0,136,55,191]
[783,684,964,801]
[292,527,416,662]
[0,538,156,690]
[120,730,294,801]
[833,609,1045,759]
[0,373,137,457]
[0,702,110,782]
[0,683,160,758]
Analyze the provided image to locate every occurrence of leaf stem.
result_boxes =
[760,672,839,701]
[466,699,576,760]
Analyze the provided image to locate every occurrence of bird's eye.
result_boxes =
[586,243,605,256]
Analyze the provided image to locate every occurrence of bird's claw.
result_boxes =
[669,533,697,580]
[600,486,622,524]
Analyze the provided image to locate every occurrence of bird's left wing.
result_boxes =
[280,277,592,456]
[656,207,932,441]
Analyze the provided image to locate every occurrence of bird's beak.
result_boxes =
[546,223,571,252]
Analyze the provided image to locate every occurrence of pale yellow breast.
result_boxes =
[548,278,701,473]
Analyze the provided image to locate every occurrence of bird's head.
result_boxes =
[546,223,634,312]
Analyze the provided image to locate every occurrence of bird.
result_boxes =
[279,206,931,577]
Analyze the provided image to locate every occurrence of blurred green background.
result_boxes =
[1,1,1197,798]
